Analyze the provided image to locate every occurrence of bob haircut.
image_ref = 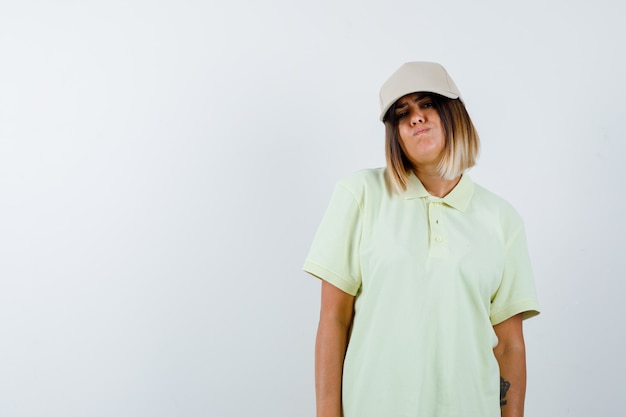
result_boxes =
[382,93,480,192]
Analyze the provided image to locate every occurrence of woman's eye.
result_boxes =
[422,101,433,108]
[396,112,408,119]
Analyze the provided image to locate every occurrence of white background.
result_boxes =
[1,0,625,416]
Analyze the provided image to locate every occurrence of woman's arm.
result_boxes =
[493,313,526,417]
[315,280,355,417]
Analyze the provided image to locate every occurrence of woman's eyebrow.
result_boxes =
[397,94,429,109]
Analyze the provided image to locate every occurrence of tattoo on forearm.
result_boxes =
[500,377,510,406]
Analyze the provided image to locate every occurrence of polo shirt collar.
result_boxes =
[402,171,475,212]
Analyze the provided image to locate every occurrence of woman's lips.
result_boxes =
[413,127,430,136]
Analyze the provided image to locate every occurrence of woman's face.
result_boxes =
[395,93,445,170]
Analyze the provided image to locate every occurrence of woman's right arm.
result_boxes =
[315,280,355,417]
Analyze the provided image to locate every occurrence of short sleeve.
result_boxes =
[303,182,363,296]
[490,223,540,325]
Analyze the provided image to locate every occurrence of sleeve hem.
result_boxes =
[303,260,360,296]
[490,299,540,326]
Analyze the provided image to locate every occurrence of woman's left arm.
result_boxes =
[493,313,526,417]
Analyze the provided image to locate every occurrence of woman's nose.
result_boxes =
[410,110,425,125]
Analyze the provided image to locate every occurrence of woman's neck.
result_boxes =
[414,169,461,198]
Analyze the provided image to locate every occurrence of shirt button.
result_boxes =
[435,236,443,242]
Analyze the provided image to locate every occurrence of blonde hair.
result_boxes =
[383,94,480,191]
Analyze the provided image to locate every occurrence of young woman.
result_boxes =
[304,62,540,417]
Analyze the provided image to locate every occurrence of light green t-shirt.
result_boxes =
[304,168,539,417]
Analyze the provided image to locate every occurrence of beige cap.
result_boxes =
[379,61,462,121]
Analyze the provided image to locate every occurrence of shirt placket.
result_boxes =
[427,197,448,258]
